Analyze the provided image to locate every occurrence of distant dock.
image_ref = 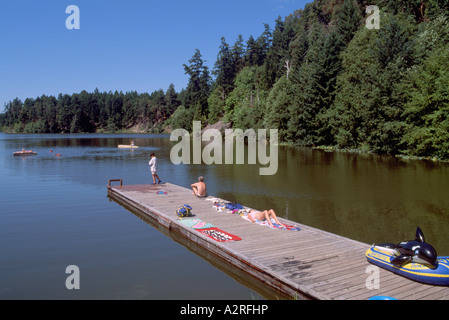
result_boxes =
[107,181,449,300]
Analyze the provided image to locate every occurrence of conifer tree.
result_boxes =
[265,17,285,87]
[401,46,449,159]
[264,76,293,141]
[330,13,414,154]
[232,34,246,74]
[265,16,297,87]
[165,84,181,115]
[213,37,235,99]
[183,49,211,121]
[335,0,362,47]
[288,22,326,146]
[401,15,449,159]
[244,35,259,67]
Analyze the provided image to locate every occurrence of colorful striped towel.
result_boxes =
[178,218,215,230]
[197,227,242,242]
[240,214,301,231]
[178,218,242,242]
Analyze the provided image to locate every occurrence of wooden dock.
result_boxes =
[107,181,449,300]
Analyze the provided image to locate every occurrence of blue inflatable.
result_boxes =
[368,296,398,300]
[366,228,449,286]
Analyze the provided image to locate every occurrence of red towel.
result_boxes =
[196,227,242,242]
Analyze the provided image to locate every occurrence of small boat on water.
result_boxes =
[118,145,139,149]
[14,150,37,156]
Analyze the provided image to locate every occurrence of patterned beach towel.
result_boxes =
[177,218,215,230]
[240,214,301,231]
[197,227,242,242]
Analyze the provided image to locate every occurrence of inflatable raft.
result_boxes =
[366,245,449,286]
[118,145,139,149]
[14,150,37,156]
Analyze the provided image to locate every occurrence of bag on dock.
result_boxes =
[176,204,193,217]
[225,202,243,210]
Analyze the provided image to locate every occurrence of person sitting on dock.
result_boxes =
[247,209,284,228]
[191,176,207,198]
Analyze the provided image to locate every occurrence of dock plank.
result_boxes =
[107,182,449,300]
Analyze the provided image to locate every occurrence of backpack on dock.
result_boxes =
[225,202,243,210]
[176,204,193,217]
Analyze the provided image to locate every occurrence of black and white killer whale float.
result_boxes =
[365,227,449,286]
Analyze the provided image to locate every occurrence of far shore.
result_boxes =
[3,129,448,164]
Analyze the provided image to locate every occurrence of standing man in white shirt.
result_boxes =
[149,153,162,184]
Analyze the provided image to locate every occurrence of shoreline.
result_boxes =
[2,130,449,164]
[312,145,449,164]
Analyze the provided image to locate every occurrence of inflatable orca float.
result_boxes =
[365,227,449,286]
[378,227,438,267]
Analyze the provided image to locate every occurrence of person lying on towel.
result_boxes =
[247,209,284,228]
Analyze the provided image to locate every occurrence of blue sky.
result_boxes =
[0,0,309,112]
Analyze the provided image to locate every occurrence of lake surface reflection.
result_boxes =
[1,133,448,299]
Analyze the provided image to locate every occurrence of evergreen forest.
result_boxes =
[2,0,449,160]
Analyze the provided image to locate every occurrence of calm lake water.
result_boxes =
[1,133,448,299]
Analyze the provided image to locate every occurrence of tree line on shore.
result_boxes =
[0,86,182,134]
[1,0,449,160]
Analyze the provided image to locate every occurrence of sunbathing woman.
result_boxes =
[247,209,283,227]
